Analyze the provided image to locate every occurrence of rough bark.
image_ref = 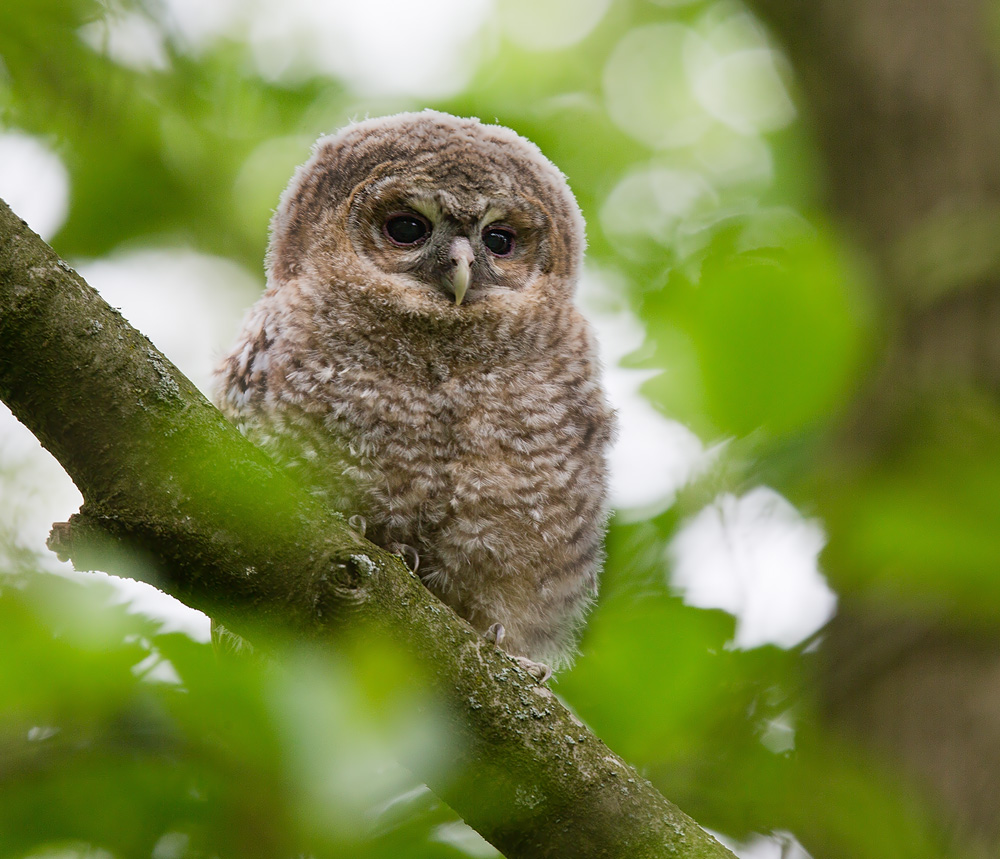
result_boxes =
[0,197,734,859]
[746,0,1000,851]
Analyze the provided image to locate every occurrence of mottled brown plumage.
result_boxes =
[216,111,614,676]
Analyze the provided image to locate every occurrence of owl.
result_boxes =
[215,111,614,679]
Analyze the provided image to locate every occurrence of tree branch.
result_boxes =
[0,197,734,859]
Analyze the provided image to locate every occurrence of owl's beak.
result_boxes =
[447,237,475,306]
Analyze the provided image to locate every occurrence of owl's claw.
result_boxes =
[513,655,553,684]
[348,514,367,538]
[482,623,551,682]
[389,542,420,574]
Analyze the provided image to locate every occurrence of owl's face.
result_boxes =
[268,111,585,315]
[347,172,554,306]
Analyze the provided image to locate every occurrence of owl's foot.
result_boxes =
[348,514,367,539]
[483,623,552,683]
[389,542,420,574]
[513,656,553,683]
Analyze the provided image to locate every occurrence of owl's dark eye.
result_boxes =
[384,213,431,247]
[482,226,516,257]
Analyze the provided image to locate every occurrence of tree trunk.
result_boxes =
[747,0,1000,850]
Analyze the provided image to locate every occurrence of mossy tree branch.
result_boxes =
[0,197,734,859]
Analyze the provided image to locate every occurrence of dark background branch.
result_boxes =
[746,0,1000,850]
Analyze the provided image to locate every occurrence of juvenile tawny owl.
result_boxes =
[216,111,614,679]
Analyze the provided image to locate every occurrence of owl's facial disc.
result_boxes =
[350,178,549,307]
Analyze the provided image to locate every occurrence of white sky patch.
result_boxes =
[0,131,70,242]
[692,48,795,135]
[1,249,257,640]
[23,848,116,859]
[0,405,211,638]
[713,829,814,859]
[432,821,501,858]
[159,0,246,53]
[669,487,837,649]
[688,8,795,136]
[111,572,211,642]
[603,23,715,149]
[153,832,192,859]
[0,406,84,569]
[500,0,612,51]
[76,249,260,396]
[602,8,792,173]
[578,270,709,512]
[760,708,796,755]
[695,126,773,189]
[79,9,170,71]
[154,0,493,97]
[72,0,496,97]
[253,0,492,96]
[132,648,186,684]
[601,166,717,248]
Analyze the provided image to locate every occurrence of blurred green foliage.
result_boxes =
[822,392,1000,611]
[0,0,985,857]
[634,223,866,439]
[0,566,476,859]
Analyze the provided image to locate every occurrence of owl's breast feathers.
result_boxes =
[216,283,614,666]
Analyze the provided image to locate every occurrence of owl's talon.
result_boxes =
[390,542,420,574]
[485,625,550,681]
[348,514,367,538]
[484,622,505,646]
[513,655,553,684]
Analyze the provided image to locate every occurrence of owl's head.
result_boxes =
[267,111,585,313]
